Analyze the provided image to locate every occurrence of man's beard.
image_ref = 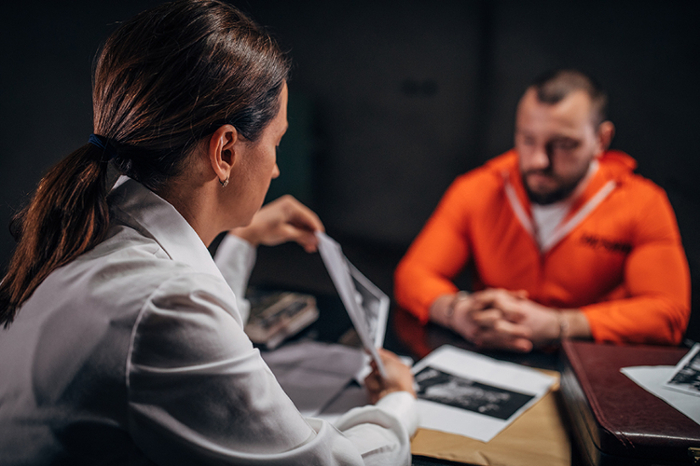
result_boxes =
[522,168,589,205]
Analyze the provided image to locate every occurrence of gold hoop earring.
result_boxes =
[220,177,229,188]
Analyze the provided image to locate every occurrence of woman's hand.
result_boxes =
[364,349,416,404]
[231,195,324,252]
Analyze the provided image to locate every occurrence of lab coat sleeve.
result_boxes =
[334,391,417,466]
[213,234,256,324]
[126,272,416,465]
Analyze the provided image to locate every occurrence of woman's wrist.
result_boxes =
[230,225,260,247]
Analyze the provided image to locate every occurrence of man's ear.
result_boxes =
[596,121,615,154]
[207,124,240,184]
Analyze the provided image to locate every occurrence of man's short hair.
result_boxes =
[529,69,608,126]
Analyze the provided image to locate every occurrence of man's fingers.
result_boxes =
[470,289,499,305]
[482,295,529,323]
[473,328,534,353]
[470,289,513,311]
[492,318,532,339]
[470,308,502,328]
[481,338,533,353]
[471,288,528,308]
[500,307,527,323]
[470,317,533,352]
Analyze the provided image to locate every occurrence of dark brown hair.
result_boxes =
[529,69,608,126]
[0,0,290,326]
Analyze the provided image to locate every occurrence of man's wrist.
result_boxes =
[557,312,570,341]
[544,311,569,345]
[550,310,591,344]
[430,292,468,329]
[446,291,469,319]
[560,309,591,340]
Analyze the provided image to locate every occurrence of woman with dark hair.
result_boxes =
[0,1,417,464]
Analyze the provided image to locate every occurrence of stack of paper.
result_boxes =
[621,343,700,425]
[411,345,556,442]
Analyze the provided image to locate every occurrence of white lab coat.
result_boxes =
[0,177,417,465]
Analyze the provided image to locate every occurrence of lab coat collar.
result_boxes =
[108,176,224,280]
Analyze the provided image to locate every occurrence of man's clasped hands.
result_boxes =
[431,289,585,352]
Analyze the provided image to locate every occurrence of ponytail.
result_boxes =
[0,0,290,327]
[0,144,111,326]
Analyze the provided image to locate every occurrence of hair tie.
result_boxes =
[88,133,118,161]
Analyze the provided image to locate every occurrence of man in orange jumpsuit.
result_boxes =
[394,70,690,352]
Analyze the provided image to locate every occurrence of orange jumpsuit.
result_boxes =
[394,150,690,345]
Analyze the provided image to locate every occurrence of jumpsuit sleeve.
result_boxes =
[581,186,691,345]
[395,176,474,324]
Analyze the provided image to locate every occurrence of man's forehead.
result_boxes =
[516,88,595,133]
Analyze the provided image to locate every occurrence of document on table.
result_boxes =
[315,232,389,378]
[411,345,557,442]
[663,343,700,397]
[261,340,365,417]
[621,343,700,425]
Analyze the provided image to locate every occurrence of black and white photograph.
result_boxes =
[415,366,534,421]
[348,262,388,347]
[665,344,700,397]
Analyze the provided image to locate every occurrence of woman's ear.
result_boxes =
[207,124,240,185]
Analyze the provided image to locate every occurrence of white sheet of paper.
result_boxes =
[621,365,700,425]
[315,231,388,378]
[662,343,700,397]
[411,345,556,442]
[261,341,365,417]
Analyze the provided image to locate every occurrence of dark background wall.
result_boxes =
[1,1,698,338]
